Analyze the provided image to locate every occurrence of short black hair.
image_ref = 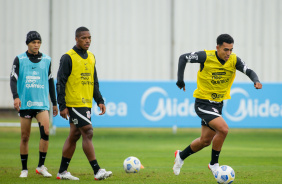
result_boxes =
[216,34,234,45]
[75,27,89,37]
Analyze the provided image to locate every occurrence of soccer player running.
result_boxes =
[56,27,112,181]
[173,34,262,177]
[10,31,58,178]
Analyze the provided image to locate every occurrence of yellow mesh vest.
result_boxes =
[65,49,95,107]
[193,50,237,102]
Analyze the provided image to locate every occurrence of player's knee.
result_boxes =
[71,131,81,142]
[202,139,212,147]
[21,134,30,143]
[199,136,212,147]
[84,128,93,139]
[39,122,49,141]
[219,127,229,137]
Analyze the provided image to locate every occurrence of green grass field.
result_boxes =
[0,127,281,184]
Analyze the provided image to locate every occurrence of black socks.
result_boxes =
[210,149,220,165]
[90,160,100,174]
[59,157,71,173]
[38,152,47,167]
[179,145,195,160]
[20,154,28,170]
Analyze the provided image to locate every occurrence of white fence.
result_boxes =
[0,0,281,108]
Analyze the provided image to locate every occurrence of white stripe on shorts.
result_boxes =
[72,108,92,125]
[198,107,221,117]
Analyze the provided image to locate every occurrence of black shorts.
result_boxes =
[194,98,223,131]
[19,109,46,119]
[68,107,92,128]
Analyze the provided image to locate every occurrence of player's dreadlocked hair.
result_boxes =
[217,34,234,46]
[75,27,89,38]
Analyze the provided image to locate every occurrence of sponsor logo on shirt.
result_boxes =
[186,52,198,62]
[82,98,92,104]
[27,101,43,107]
[25,76,44,89]
[211,93,224,99]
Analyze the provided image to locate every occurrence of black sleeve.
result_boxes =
[56,54,72,111]
[10,56,19,99]
[235,56,260,83]
[48,63,57,106]
[177,51,206,82]
[93,66,104,105]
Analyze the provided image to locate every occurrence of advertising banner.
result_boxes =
[53,81,282,128]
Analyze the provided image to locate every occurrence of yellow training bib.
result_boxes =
[65,49,95,107]
[193,50,237,102]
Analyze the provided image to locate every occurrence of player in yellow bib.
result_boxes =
[56,27,112,180]
[173,34,262,177]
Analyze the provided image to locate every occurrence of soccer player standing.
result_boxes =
[10,31,58,178]
[173,34,262,177]
[56,27,112,180]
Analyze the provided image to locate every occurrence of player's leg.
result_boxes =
[189,125,216,153]
[207,116,229,175]
[80,124,96,160]
[36,110,50,152]
[174,98,222,176]
[19,116,32,177]
[173,125,215,175]
[75,108,112,180]
[79,124,102,177]
[62,123,81,158]
[209,116,228,162]
[35,110,52,177]
[20,117,32,157]
[178,125,216,162]
[57,122,81,180]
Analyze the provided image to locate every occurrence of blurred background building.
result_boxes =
[0,0,281,109]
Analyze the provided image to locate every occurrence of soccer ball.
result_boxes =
[214,165,235,184]
[123,156,141,173]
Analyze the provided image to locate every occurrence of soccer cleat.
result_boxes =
[56,171,79,180]
[36,165,52,177]
[208,163,219,176]
[94,169,113,180]
[19,170,28,178]
[173,150,184,175]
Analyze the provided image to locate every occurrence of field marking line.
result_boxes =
[0,122,38,127]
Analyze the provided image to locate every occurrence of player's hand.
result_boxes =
[98,104,106,115]
[176,80,186,91]
[60,108,69,120]
[254,82,262,89]
[13,98,21,112]
[53,106,58,117]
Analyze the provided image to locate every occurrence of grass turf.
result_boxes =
[0,127,281,183]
